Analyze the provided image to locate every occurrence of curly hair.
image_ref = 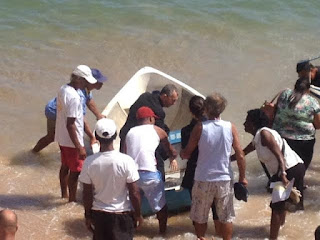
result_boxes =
[247,109,270,129]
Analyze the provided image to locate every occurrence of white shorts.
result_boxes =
[138,170,166,212]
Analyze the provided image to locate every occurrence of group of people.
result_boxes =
[31,62,320,240]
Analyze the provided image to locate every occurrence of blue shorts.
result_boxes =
[138,170,166,212]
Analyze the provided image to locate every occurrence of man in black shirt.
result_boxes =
[120,84,179,179]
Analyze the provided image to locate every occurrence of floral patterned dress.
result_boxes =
[272,88,320,140]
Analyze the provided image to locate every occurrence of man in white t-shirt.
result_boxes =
[55,65,97,202]
[79,118,143,240]
[124,106,177,234]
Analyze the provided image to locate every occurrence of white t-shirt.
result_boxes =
[79,150,140,212]
[125,124,160,172]
[253,127,303,176]
[55,84,84,148]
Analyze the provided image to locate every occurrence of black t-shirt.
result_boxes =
[181,118,199,165]
[119,92,169,140]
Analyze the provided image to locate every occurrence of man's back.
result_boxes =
[196,119,233,182]
[126,124,160,172]
[79,150,139,212]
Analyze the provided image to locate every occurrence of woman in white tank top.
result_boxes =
[244,108,305,240]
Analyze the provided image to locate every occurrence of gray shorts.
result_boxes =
[190,180,235,224]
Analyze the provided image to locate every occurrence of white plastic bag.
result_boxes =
[270,178,295,203]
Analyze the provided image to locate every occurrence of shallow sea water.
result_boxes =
[0,0,320,239]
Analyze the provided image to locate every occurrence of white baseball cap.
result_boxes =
[72,65,97,84]
[94,118,117,139]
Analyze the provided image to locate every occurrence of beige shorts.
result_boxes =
[190,180,235,224]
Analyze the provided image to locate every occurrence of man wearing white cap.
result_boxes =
[79,118,143,240]
[32,68,108,153]
[55,65,97,202]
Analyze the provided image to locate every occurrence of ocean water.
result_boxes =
[1,0,320,239]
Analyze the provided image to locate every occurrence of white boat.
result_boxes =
[101,66,204,215]
[310,85,320,99]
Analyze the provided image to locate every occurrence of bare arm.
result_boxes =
[127,181,143,228]
[122,138,127,154]
[231,141,255,161]
[83,183,94,232]
[87,98,104,120]
[154,126,178,170]
[313,113,320,129]
[260,129,289,186]
[84,118,97,146]
[154,126,177,160]
[231,124,247,185]
[180,122,202,159]
[243,141,256,155]
[67,117,86,159]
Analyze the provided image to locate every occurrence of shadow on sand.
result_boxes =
[8,149,60,169]
[0,193,65,210]
[233,224,269,239]
[63,218,92,239]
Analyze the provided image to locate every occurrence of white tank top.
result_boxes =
[125,124,160,172]
[195,119,233,182]
[253,127,303,176]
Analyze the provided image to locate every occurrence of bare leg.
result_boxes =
[32,119,55,152]
[68,171,80,202]
[59,165,69,199]
[194,221,207,240]
[221,222,232,240]
[280,211,286,226]
[270,210,286,240]
[32,135,55,152]
[214,220,223,237]
[156,204,168,234]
